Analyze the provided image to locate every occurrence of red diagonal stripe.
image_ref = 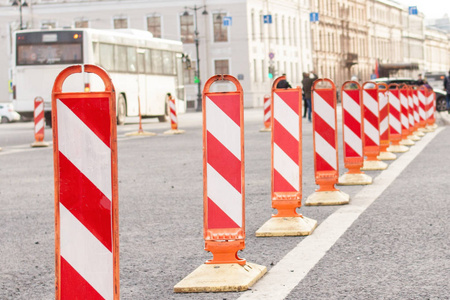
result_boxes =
[273,119,299,164]
[344,89,360,105]
[207,132,241,192]
[344,142,361,158]
[207,198,240,229]
[60,257,104,300]
[314,113,336,148]
[207,94,240,126]
[343,110,362,138]
[315,90,335,108]
[59,153,112,251]
[275,90,300,113]
[364,135,377,148]
[316,152,335,172]
[273,169,297,193]
[60,97,111,147]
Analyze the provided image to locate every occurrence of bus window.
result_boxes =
[145,49,152,74]
[99,43,114,71]
[152,49,163,74]
[162,51,175,75]
[115,45,127,72]
[127,47,137,73]
[137,52,145,73]
[92,42,100,65]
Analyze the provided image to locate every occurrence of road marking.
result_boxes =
[239,127,444,300]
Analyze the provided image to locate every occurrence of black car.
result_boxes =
[373,77,447,112]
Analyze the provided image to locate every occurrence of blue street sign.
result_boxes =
[408,6,418,15]
[263,15,272,24]
[223,16,232,26]
[310,12,319,22]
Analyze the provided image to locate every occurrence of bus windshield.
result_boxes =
[17,43,82,65]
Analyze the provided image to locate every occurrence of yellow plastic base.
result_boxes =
[377,151,397,160]
[400,138,415,146]
[414,130,425,137]
[387,144,409,153]
[259,127,271,132]
[337,173,372,185]
[173,262,267,293]
[30,141,49,148]
[361,160,388,171]
[408,134,421,141]
[305,190,350,206]
[125,131,157,137]
[163,129,186,135]
[255,216,317,237]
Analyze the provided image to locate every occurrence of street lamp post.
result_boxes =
[183,5,208,111]
[12,0,28,30]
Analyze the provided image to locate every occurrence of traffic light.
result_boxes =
[268,65,275,79]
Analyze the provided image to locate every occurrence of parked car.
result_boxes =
[373,77,447,112]
[0,102,21,123]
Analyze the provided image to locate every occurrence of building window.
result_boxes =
[213,13,228,42]
[74,20,89,28]
[251,11,255,41]
[180,14,194,43]
[184,60,196,84]
[147,15,161,38]
[41,20,56,29]
[214,59,229,75]
[113,17,128,29]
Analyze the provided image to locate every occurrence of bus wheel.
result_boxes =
[157,101,169,122]
[117,94,126,125]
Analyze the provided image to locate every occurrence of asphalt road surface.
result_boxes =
[1,109,449,299]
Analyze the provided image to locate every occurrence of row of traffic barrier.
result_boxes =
[50,66,438,298]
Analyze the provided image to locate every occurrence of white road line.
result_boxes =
[238,127,444,300]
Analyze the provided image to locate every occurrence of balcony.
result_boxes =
[345,53,358,67]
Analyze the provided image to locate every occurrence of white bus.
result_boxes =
[12,28,186,126]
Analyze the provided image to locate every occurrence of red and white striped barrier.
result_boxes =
[399,86,414,146]
[361,82,387,170]
[407,87,420,141]
[418,86,431,132]
[164,94,185,135]
[52,65,119,300]
[386,85,409,153]
[412,87,425,137]
[175,75,266,293]
[256,77,317,236]
[305,78,349,206]
[31,96,49,147]
[260,95,271,132]
[376,83,396,160]
[426,89,437,130]
[337,82,372,185]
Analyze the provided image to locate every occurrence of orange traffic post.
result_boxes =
[256,77,317,236]
[399,85,415,146]
[426,88,438,131]
[337,81,372,185]
[125,96,156,136]
[31,96,49,147]
[360,82,388,171]
[418,86,432,133]
[259,94,271,132]
[174,75,266,293]
[386,84,409,153]
[411,86,425,138]
[376,83,397,160]
[305,78,350,206]
[164,93,185,135]
[52,65,119,300]
[406,86,421,141]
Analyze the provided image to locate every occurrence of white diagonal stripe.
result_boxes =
[57,100,112,200]
[363,90,379,116]
[342,91,361,122]
[343,124,362,156]
[273,143,299,191]
[401,113,409,129]
[170,113,177,124]
[389,113,402,132]
[206,97,241,160]
[400,93,408,109]
[364,119,380,145]
[169,101,176,111]
[264,98,271,109]
[60,204,113,300]
[207,164,242,227]
[388,92,400,111]
[274,93,299,141]
[315,132,337,169]
[35,119,44,133]
[34,102,44,118]
[378,92,387,109]
[314,92,335,130]
[380,118,389,135]
[264,111,271,122]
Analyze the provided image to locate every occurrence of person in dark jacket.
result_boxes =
[444,70,450,112]
[276,74,292,89]
[302,72,308,118]
[302,71,318,122]
[416,74,425,86]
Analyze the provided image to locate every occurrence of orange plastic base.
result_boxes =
[205,240,246,266]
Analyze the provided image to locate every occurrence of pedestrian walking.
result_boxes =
[443,70,450,112]
[416,74,425,86]
[302,71,318,122]
[302,72,308,118]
